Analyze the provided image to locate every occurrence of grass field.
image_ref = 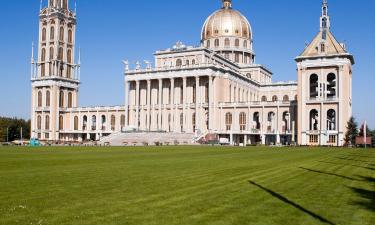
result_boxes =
[0,146,374,225]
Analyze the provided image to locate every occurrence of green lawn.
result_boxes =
[0,146,374,225]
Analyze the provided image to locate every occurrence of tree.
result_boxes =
[0,117,30,142]
[359,123,370,137]
[344,117,358,147]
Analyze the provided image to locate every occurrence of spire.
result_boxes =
[222,0,232,9]
[320,0,330,31]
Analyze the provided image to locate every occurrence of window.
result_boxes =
[327,109,336,131]
[41,48,46,61]
[261,96,267,102]
[253,112,260,130]
[225,113,232,131]
[42,28,46,42]
[68,30,73,43]
[49,47,54,61]
[243,40,248,48]
[59,91,64,108]
[192,59,196,65]
[224,38,230,47]
[283,95,289,102]
[180,85,183,104]
[63,0,67,9]
[68,92,73,108]
[101,115,106,130]
[74,116,78,130]
[111,115,116,131]
[45,115,50,130]
[327,73,336,98]
[207,40,210,48]
[58,47,63,61]
[59,27,64,41]
[235,39,240,47]
[214,39,219,47]
[91,115,97,130]
[192,84,196,103]
[272,95,278,102]
[235,54,239,63]
[192,113,196,131]
[186,60,190,66]
[120,115,126,128]
[38,91,42,107]
[282,112,289,132]
[46,91,50,107]
[310,109,319,131]
[309,135,319,143]
[176,59,182,67]
[59,116,64,130]
[67,49,72,63]
[205,83,209,103]
[328,135,336,144]
[50,27,55,41]
[37,116,42,130]
[239,112,247,131]
[41,64,46,77]
[310,74,319,99]
[83,115,88,130]
[321,43,325,53]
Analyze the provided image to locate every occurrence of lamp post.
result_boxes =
[6,127,9,143]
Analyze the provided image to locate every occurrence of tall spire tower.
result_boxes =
[31,0,80,141]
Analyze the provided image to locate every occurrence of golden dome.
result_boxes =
[201,0,252,41]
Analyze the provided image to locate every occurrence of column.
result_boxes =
[147,80,151,131]
[208,76,213,131]
[135,80,140,129]
[195,76,200,133]
[182,77,187,133]
[170,78,175,132]
[158,79,162,130]
[125,81,130,127]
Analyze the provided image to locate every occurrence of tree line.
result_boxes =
[0,117,30,142]
[344,117,375,147]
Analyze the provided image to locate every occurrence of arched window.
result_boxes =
[67,49,72,63]
[192,59,196,65]
[261,96,267,102]
[37,116,42,130]
[68,30,73,43]
[243,40,248,48]
[206,40,210,48]
[111,115,116,131]
[58,47,64,61]
[92,115,97,130]
[50,26,55,41]
[41,64,46,77]
[239,112,247,131]
[283,95,289,102]
[322,18,327,29]
[272,95,278,102]
[225,113,232,131]
[321,43,325,53]
[68,92,73,108]
[46,91,50,107]
[63,0,68,9]
[82,115,88,130]
[38,91,42,107]
[49,47,54,61]
[253,112,260,130]
[246,73,251,79]
[310,74,319,99]
[268,112,275,132]
[214,39,219,47]
[327,73,336,98]
[120,115,126,128]
[74,116,78,130]
[42,28,46,42]
[59,91,64,108]
[282,112,290,132]
[176,59,182,67]
[45,115,50,130]
[327,109,336,131]
[41,48,46,61]
[101,115,106,130]
[224,38,230,47]
[59,27,64,41]
[235,39,240,47]
[310,109,319,131]
[67,66,71,78]
[59,115,64,130]
[186,60,190,66]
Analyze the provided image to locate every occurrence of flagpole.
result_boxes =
[364,121,367,149]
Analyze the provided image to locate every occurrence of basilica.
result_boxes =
[30,0,354,146]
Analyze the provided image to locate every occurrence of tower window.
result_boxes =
[68,92,73,108]
[59,91,64,108]
[310,109,319,131]
[243,40,248,48]
[46,91,50,107]
[235,39,240,47]
[38,91,42,107]
[224,38,230,47]
[68,30,73,43]
[59,116,64,130]
[214,39,219,47]
[207,40,210,48]
[42,28,46,42]
[59,27,64,41]
[45,115,50,130]
[321,43,325,53]
[310,74,319,99]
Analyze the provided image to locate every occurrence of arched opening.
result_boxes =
[68,92,72,108]
[327,109,336,131]
[283,95,289,102]
[42,28,46,42]
[50,26,55,41]
[59,115,64,130]
[235,39,240,48]
[282,112,290,133]
[243,40,248,48]
[68,30,73,43]
[120,115,126,130]
[310,74,319,99]
[225,113,232,131]
[58,47,63,61]
[67,49,72,63]
[176,59,182,67]
[224,38,230,47]
[82,115,87,130]
[261,96,267,102]
[45,115,50,130]
[192,59,196,65]
[111,115,116,131]
[74,116,78,130]
[41,48,46,61]
[101,115,106,130]
[186,60,190,66]
[46,91,50,107]
[321,43,325,53]
[37,115,42,130]
[267,112,276,132]
[38,91,42,107]
[310,109,319,131]
[253,112,260,130]
[214,39,219,47]
[49,47,54,61]
[207,40,210,48]
[59,27,64,41]
[272,95,278,102]
[59,91,64,108]
[327,73,336,98]
[239,112,247,131]
[91,115,97,130]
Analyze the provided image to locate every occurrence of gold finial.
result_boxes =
[222,0,232,9]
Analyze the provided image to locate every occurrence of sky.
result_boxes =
[0,0,374,127]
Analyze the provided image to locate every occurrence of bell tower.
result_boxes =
[295,0,354,146]
[31,0,80,142]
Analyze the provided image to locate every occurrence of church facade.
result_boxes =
[30,0,354,146]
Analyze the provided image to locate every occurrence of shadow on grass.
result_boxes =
[248,180,335,225]
[318,161,375,171]
[299,167,362,181]
[349,175,375,212]
[334,157,372,163]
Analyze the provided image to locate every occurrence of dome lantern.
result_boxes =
[222,0,232,9]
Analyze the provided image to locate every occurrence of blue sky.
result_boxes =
[0,0,374,127]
